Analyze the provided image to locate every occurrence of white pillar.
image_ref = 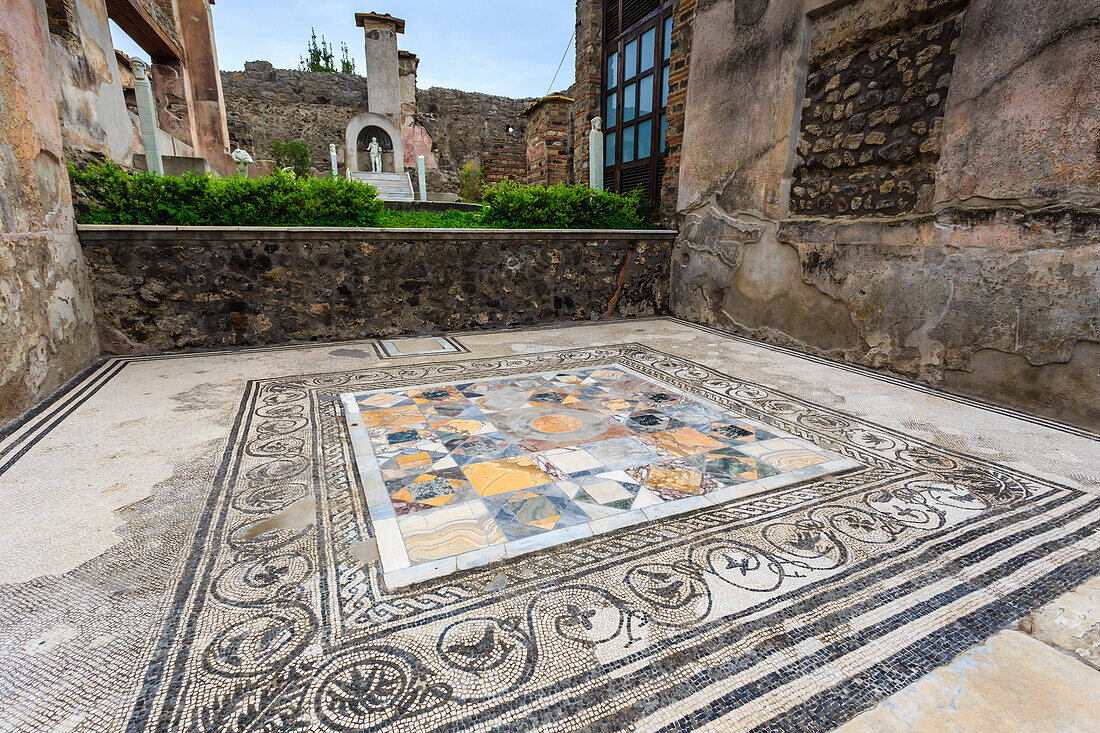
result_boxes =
[417,155,427,201]
[330,144,339,178]
[131,59,164,175]
[589,117,604,190]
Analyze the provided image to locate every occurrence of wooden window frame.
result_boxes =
[601,0,674,201]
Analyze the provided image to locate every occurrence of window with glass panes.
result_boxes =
[602,0,674,202]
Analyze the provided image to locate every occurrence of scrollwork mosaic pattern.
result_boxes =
[126,345,1100,733]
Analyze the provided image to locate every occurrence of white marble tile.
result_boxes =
[384,555,458,588]
[505,523,594,559]
[455,543,508,571]
[372,517,410,573]
[642,494,711,520]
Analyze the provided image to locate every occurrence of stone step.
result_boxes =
[349,171,416,201]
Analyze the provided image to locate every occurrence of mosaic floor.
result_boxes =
[343,366,856,586]
[0,321,1097,733]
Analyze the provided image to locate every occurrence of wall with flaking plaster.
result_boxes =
[671,0,1100,429]
[1,0,101,426]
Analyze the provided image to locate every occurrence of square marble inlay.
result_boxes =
[375,335,467,358]
[342,365,859,587]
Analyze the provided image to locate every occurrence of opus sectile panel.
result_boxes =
[343,365,859,587]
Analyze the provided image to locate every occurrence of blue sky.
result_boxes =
[111,1,576,99]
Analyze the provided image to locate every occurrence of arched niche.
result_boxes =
[345,113,404,173]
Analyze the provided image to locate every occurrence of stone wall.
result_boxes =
[78,226,675,353]
[1,0,100,425]
[221,62,369,176]
[791,8,963,217]
[671,0,1100,430]
[220,66,532,192]
[417,87,532,192]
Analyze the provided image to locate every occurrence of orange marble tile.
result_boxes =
[463,456,554,497]
[358,404,424,429]
[645,465,706,494]
[642,427,727,458]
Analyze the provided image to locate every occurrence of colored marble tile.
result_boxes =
[343,364,853,587]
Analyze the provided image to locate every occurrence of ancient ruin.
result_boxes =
[1,2,1098,732]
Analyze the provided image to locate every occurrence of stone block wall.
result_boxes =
[791,9,963,217]
[671,0,1100,430]
[220,67,532,192]
[417,87,531,192]
[221,62,370,176]
[1,0,100,425]
[77,227,675,353]
[523,96,574,187]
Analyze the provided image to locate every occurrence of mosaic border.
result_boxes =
[120,343,1100,733]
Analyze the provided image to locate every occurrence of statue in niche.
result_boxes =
[230,148,254,178]
[368,137,383,173]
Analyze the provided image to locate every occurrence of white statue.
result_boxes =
[231,148,254,178]
[368,137,382,173]
[329,143,339,178]
[589,117,605,190]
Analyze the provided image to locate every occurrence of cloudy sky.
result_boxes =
[111,1,576,99]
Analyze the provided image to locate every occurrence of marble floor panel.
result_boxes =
[0,318,1097,733]
[342,365,857,587]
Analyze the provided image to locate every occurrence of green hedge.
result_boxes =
[69,163,384,227]
[69,164,653,229]
[480,181,651,229]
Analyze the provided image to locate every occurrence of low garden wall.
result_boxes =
[77,226,675,353]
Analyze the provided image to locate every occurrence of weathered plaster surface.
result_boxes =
[52,0,136,163]
[935,0,1100,207]
[0,0,100,426]
[672,0,1100,430]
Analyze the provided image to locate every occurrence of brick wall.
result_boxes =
[481,138,527,184]
[573,0,603,186]
[574,0,698,217]
[523,96,574,187]
[659,0,698,220]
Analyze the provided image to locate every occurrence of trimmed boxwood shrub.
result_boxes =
[69,163,384,227]
[480,181,651,229]
[69,164,654,229]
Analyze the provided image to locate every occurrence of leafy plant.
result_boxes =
[270,141,312,178]
[300,30,356,74]
[376,208,485,228]
[340,43,356,74]
[480,181,650,229]
[300,28,336,72]
[69,163,384,227]
[459,162,486,202]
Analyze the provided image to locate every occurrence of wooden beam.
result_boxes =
[105,0,183,62]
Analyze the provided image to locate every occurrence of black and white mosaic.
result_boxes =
[121,344,1100,732]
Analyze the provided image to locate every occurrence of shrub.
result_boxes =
[69,163,384,227]
[270,141,312,178]
[377,208,484,228]
[480,181,651,229]
[459,162,485,202]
